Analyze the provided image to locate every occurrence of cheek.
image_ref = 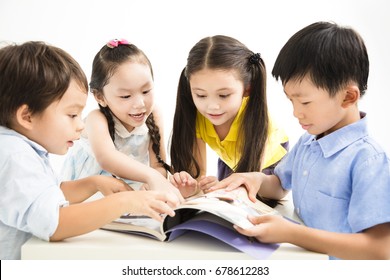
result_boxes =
[226,99,242,114]
[112,100,129,112]
[145,95,154,107]
[191,99,202,110]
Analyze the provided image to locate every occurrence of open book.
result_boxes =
[101,187,280,259]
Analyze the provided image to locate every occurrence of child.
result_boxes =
[0,41,179,260]
[61,39,181,197]
[169,35,289,202]
[213,22,390,259]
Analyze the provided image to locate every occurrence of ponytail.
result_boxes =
[235,53,268,174]
[170,68,200,177]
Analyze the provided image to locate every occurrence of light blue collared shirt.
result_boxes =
[275,113,390,259]
[0,126,68,260]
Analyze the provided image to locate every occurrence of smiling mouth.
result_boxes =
[208,113,224,118]
[129,113,145,119]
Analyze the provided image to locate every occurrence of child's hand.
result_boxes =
[209,172,262,202]
[93,175,133,196]
[125,191,178,222]
[146,172,185,203]
[169,171,199,198]
[198,175,219,193]
[234,215,293,243]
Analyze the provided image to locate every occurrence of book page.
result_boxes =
[101,215,166,241]
[177,187,279,229]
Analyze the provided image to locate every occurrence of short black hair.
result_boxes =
[272,21,369,97]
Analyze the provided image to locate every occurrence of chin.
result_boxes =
[54,148,69,156]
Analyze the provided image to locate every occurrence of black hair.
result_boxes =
[272,21,369,97]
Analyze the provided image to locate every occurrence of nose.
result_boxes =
[207,102,220,111]
[132,95,145,109]
[292,105,303,119]
[76,118,85,132]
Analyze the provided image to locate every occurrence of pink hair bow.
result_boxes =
[106,39,129,48]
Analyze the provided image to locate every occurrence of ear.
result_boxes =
[341,85,360,108]
[15,104,34,130]
[93,92,107,107]
[243,85,251,97]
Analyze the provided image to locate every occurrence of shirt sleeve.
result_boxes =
[0,151,68,241]
[274,135,303,191]
[348,151,390,233]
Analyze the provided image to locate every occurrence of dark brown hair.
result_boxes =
[0,41,88,127]
[170,35,269,180]
[89,42,170,171]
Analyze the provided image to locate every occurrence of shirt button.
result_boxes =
[303,170,308,176]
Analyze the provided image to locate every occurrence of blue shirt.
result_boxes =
[0,126,68,259]
[275,113,390,258]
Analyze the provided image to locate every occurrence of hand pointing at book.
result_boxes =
[124,191,179,222]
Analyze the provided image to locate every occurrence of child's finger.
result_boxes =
[152,200,176,217]
[170,173,183,186]
[233,224,257,237]
[207,178,230,191]
[248,191,258,203]
[179,171,190,185]
[199,176,217,185]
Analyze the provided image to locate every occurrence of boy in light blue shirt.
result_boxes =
[212,21,390,259]
[0,41,179,260]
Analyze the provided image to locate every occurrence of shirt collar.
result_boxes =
[304,112,368,158]
[0,126,49,157]
[113,115,149,138]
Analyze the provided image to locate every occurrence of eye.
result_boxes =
[120,95,131,99]
[68,114,78,119]
[142,89,152,94]
[301,101,311,105]
[195,94,206,98]
[219,94,230,99]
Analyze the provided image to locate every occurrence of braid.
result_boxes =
[145,113,172,173]
[99,105,116,142]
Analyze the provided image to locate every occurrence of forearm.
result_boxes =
[98,150,163,184]
[50,192,127,241]
[152,165,168,178]
[258,174,288,200]
[287,222,390,259]
[60,177,98,204]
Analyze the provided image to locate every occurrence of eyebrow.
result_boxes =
[117,81,153,92]
[284,90,302,98]
[65,103,85,110]
[192,87,233,92]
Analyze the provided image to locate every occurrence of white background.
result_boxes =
[1,0,389,176]
[1,1,389,272]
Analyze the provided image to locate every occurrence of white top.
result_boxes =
[61,116,150,189]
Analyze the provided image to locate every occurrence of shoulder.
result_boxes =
[150,106,164,128]
[0,129,38,159]
[86,109,107,122]
[353,136,389,167]
[85,109,108,128]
